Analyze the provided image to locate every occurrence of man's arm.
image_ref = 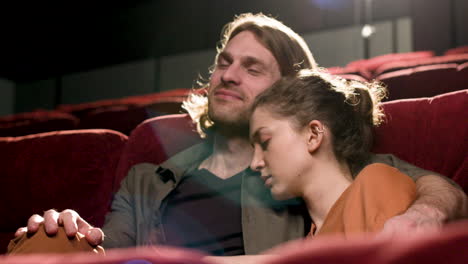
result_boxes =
[413,174,468,220]
[381,174,467,235]
[370,154,467,235]
[101,166,138,248]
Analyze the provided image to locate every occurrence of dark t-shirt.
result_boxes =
[161,169,244,256]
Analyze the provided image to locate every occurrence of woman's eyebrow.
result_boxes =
[250,127,268,143]
[250,128,262,143]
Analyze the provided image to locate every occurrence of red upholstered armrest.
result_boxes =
[0,245,208,264]
[263,220,468,264]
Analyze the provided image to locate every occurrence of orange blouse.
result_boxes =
[311,163,417,237]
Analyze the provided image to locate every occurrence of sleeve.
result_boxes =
[101,166,138,249]
[369,153,442,180]
[346,163,417,233]
[369,154,462,189]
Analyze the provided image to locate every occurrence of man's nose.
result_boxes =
[221,64,241,85]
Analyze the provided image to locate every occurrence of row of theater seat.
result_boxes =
[329,45,468,78]
[0,89,467,256]
[0,89,190,137]
[328,50,468,101]
[2,46,468,137]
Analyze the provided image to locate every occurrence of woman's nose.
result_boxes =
[250,149,265,172]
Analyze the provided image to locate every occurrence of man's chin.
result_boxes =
[209,111,249,127]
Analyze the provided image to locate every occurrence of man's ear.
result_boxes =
[306,120,324,154]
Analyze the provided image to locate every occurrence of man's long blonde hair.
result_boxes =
[182,13,318,138]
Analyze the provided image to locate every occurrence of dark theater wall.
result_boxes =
[411,0,452,54]
[454,0,468,46]
[1,0,467,115]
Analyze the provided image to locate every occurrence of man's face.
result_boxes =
[208,30,281,128]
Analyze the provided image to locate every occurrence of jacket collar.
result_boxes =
[158,139,213,183]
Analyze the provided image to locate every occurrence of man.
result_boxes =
[12,13,467,256]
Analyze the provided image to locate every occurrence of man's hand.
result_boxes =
[379,204,445,238]
[14,209,104,246]
[379,174,468,238]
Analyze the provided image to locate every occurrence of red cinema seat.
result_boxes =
[372,90,468,193]
[346,51,435,79]
[0,110,79,137]
[114,114,202,191]
[444,45,468,55]
[57,89,191,120]
[78,97,187,136]
[457,62,468,85]
[0,129,128,253]
[376,63,467,101]
[374,54,468,76]
[77,105,152,135]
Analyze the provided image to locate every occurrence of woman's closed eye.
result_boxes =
[260,139,270,150]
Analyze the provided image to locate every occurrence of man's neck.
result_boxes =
[199,131,253,179]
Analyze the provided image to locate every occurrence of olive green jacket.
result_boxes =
[102,140,436,254]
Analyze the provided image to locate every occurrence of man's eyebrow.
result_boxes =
[243,56,267,69]
[217,51,232,62]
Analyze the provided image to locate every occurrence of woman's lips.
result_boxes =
[262,175,273,187]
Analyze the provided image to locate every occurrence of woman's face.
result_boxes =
[249,106,311,200]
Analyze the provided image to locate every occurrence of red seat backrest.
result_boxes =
[0,110,79,137]
[78,105,153,135]
[372,90,468,192]
[374,54,468,76]
[0,129,128,252]
[346,51,435,79]
[444,45,468,56]
[114,114,202,190]
[377,63,467,101]
[57,89,191,119]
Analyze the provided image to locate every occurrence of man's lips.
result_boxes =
[214,89,243,100]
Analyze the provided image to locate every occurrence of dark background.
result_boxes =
[0,0,466,83]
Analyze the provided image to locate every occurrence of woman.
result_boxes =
[249,69,417,237]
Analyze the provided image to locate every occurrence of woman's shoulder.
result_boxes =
[354,163,414,187]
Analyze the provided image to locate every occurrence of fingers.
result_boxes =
[76,216,103,246]
[27,214,45,233]
[20,209,101,244]
[43,209,60,234]
[84,228,104,246]
[14,227,27,237]
[58,209,79,237]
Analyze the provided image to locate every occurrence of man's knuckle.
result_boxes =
[61,209,76,217]
[44,209,57,215]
